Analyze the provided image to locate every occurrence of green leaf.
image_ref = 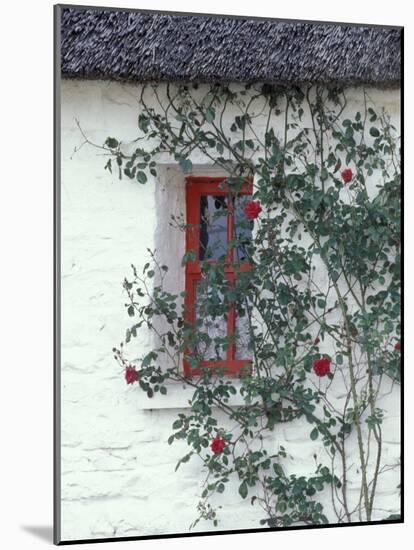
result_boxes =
[310,427,319,441]
[105,137,119,149]
[369,127,380,138]
[205,107,215,123]
[276,500,287,513]
[138,114,150,133]
[179,158,193,173]
[273,463,284,477]
[238,481,248,499]
[201,92,214,108]
[331,270,340,283]
[175,452,192,471]
[137,171,147,184]
[142,351,156,368]
[181,250,195,266]
[368,107,377,121]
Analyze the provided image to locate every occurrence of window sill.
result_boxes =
[137,381,246,410]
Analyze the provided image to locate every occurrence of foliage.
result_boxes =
[89,82,400,528]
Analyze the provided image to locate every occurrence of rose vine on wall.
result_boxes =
[80,82,401,528]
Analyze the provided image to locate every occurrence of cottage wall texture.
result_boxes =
[60,79,401,541]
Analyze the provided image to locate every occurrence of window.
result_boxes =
[183,176,253,376]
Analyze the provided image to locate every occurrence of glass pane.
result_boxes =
[195,281,227,360]
[234,196,254,262]
[199,195,228,261]
[235,309,253,360]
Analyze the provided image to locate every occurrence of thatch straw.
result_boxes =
[61,7,401,87]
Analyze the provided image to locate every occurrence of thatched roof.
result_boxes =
[59,6,402,87]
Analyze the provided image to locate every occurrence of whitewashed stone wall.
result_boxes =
[60,79,401,541]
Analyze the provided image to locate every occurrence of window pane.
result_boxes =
[199,195,228,261]
[234,196,254,262]
[195,281,227,360]
[235,309,253,360]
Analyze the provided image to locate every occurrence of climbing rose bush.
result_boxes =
[93,83,400,529]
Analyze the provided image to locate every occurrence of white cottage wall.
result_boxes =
[60,79,400,541]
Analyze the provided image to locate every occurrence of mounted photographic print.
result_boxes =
[54,4,403,544]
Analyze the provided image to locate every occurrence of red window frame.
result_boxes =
[183,176,253,377]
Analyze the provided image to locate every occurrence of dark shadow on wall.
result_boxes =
[21,525,53,543]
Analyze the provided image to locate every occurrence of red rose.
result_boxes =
[244,200,262,220]
[125,366,139,385]
[394,341,401,350]
[314,337,320,345]
[313,357,331,377]
[210,436,226,454]
[341,168,353,184]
